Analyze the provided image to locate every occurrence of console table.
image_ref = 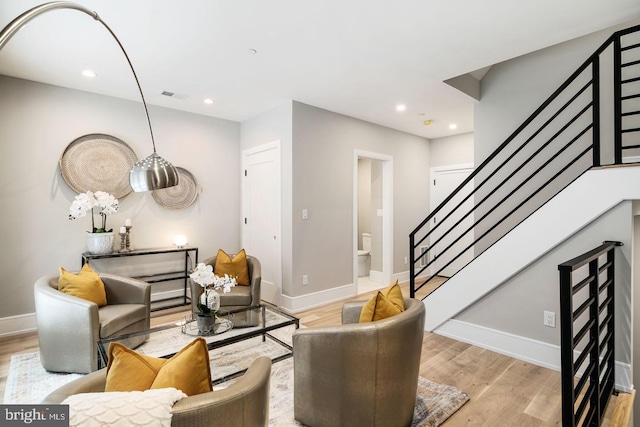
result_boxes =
[82,247,198,311]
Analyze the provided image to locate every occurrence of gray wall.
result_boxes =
[473,21,640,255]
[430,132,474,168]
[291,101,430,297]
[357,158,383,273]
[239,102,294,296]
[357,158,372,248]
[474,23,632,164]
[370,159,383,273]
[456,201,632,365]
[0,75,241,318]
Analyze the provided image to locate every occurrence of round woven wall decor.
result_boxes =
[59,134,138,199]
[151,167,200,210]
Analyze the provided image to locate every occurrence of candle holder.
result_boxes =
[125,225,134,251]
[118,232,128,253]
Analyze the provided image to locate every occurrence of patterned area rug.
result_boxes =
[5,335,469,426]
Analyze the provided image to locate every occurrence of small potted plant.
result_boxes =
[190,263,236,334]
[69,191,119,254]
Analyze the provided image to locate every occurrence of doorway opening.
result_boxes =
[353,150,393,295]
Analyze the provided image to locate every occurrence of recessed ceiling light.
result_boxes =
[396,104,406,112]
[82,70,96,78]
[204,98,214,105]
[449,124,458,130]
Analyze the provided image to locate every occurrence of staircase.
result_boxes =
[410,24,640,329]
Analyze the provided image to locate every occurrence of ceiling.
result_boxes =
[1,0,639,140]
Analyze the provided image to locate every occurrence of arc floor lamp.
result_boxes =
[0,1,179,192]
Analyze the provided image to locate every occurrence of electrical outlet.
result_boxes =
[302,209,308,220]
[404,256,408,265]
[302,275,308,286]
[544,311,556,328]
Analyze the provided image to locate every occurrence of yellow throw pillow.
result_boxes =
[58,264,107,307]
[105,342,167,391]
[359,291,404,323]
[105,338,213,396]
[214,249,250,285]
[380,279,404,311]
[151,338,213,396]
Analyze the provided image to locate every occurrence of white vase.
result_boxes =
[200,289,220,311]
[86,232,114,255]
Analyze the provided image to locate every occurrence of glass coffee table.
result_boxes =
[98,304,299,384]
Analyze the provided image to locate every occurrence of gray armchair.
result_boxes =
[42,356,272,427]
[34,272,150,374]
[190,254,261,327]
[293,297,425,427]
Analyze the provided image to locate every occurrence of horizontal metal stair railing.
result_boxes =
[410,24,640,299]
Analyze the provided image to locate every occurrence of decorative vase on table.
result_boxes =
[197,289,221,334]
[196,314,218,335]
[86,232,114,255]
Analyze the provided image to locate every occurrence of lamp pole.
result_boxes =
[0,1,179,192]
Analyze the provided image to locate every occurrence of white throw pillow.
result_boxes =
[62,387,187,427]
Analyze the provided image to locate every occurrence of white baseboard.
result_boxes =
[369,270,383,283]
[436,318,632,392]
[0,313,37,338]
[279,283,357,314]
[393,270,410,283]
[393,270,432,285]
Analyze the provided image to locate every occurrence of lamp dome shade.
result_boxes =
[129,152,179,192]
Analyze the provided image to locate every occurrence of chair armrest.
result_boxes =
[247,256,261,305]
[41,357,272,427]
[34,277,100,373]
[100,273,150,305]
[342,301,366,324]
[171,357,272,427]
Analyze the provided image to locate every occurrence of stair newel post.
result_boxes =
[592,55,601,167]
[409,233,415,298]
[559,265,575,427]
[614,35,622,164]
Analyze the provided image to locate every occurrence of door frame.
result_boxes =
[353,150,393,290]
[429,163,474,276]
[241,140,282,304]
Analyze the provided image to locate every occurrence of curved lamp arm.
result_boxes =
[0,1,179,191]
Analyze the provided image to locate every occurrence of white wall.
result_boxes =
[0,75,241,320]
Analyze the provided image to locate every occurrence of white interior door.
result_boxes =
[429,165,474,277]
[242,141,282,305]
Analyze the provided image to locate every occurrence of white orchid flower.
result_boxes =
[68,191,119,232]
[190,263,215,288]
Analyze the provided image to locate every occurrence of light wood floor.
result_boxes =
[0,280,631,426]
